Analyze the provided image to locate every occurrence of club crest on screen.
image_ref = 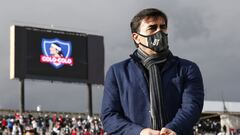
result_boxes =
[40,38,73,69]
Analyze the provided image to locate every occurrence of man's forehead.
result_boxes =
[141,16,166,25]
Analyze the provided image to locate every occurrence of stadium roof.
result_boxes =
[203,100,240,114]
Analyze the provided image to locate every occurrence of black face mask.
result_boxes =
[138,31,169,53]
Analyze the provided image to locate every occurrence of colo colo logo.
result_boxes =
[40,38,73,69]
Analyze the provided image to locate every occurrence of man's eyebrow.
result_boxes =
[147,24,167,29]
[147,24,158,28]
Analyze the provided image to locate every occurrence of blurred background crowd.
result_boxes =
[0,112,105,135]
[1,111,239,135]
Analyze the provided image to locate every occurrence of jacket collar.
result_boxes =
[129,52,178,100]
[130,50,178,74]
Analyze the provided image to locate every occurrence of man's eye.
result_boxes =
[160,24,167,29]
[149,26,157,30]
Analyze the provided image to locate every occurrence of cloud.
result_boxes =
[167,0,240,101]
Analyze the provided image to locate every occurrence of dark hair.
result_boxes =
[130,8,168,33]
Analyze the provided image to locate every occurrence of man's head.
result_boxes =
[130,8,167,34]
[131,8,169,55]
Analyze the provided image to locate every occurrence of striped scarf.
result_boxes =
[136,48,170,130]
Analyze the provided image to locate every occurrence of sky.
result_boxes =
[0,0,240,113]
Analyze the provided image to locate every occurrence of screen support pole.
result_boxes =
[19,78,25,114]
[87,83,93,116]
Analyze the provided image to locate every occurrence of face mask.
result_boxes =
[138,31,169,53]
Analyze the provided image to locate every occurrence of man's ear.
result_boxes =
[132,33,140,44]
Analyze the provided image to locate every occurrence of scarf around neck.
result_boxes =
[135,48,170,130]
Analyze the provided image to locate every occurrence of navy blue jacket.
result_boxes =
[101,55,204,135]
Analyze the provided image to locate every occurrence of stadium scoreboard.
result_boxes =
[10,25,104,84]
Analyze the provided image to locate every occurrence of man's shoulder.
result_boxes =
[173,56,202,76]
[110,58,135,69]
[106,58,138,76]
[174,56,199,67]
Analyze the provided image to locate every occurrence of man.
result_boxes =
[101,8,204,135]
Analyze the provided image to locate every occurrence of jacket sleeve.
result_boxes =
[165,63,204,134]
[101,66,144,135]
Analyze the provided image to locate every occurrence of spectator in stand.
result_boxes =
[52,114,57,123]
[7,116,14,133]
[83,128,91,135]
[31,117,37,133]
[64,125,71,135]
[12,120,22,135]
[25,126,37,135]
[71,127,78,135]
[1,117,7,131]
